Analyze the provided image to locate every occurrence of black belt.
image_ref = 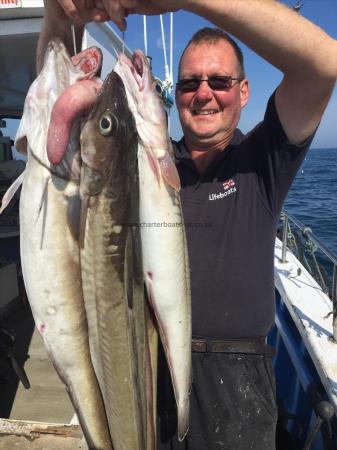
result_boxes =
[191,337,275,357]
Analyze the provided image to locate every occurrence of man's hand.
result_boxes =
[37,0,109,72]
[102,0,185,30]
[55,0,110,24]
[50,0,185,31]
[119,0,183,15]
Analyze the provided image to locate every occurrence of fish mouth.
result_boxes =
[71,47,103,79]
[131,52,146,92]
[118,52,145,91]
[132,52,144,78]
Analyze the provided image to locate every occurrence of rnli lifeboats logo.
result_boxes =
[209,178,237,201]
[223,178,235,191]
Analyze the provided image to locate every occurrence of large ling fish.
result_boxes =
[12,40,113,450]
[79,70,158,450]
[115,51,192,441]
[48,68,158,450]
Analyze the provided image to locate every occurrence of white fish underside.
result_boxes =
[115,54,192,441]
[16,40,112,450]
[76,69,157,450]
[80,194,156,450]
[138,144,191,440]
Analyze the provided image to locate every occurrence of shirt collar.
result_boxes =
[173,128,245,162]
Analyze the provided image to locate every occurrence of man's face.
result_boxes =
[176,40,249,150]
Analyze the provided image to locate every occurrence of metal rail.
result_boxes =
[280,209,337,341]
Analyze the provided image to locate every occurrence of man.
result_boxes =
[37,1,337,449]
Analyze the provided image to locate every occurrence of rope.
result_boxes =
[170,13,174,82]
[142,14,174,112]
[160,15,170,80]
[159,15,174,110]
[143,16,148,56]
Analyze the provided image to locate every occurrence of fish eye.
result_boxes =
[153,79,163,97]
[99,113,118,136]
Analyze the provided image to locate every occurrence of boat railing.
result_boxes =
[279,209,337,341]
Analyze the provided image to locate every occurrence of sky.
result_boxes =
[4,0,337,150]
[111,0,337,149]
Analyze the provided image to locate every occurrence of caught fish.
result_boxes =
[48,65,158,449]
[115,50,192,441]
[13,39,113,450]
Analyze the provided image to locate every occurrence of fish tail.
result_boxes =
[177,399,190,442]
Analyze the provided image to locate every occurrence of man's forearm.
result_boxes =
[36,1,84,74]
[184,0,337,80]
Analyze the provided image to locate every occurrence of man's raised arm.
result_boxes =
[182,0,337,143]
[117,0,337,143]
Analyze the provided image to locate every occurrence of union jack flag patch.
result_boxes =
[223,178,235,191]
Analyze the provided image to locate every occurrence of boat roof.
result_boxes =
[0,1,43,119]
[0,1,131,119]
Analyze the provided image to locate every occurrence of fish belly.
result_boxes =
[138,146,191,441]
[81,191,157,450]
[20,156,112,450]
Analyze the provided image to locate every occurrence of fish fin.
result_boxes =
[177,400,189,442]
[145,303,158,450]
[15,91,37,155]
[145,279,189,442]
[159,152,181,192]
[15,136,28,155]
[35,176,49,222]
[0,171,25,214]
[67,194,82,243]
[38,178,50,249]
[15,93,45,159]
[189,369,193,394]
[15,112,29,155]
[145,148,161,187]
[79,194,88,249]
[125,228,134,309]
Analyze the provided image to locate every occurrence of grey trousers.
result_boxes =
[157,347,277,450]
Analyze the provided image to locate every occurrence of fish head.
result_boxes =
[80,71,137,196]
[16,39,102,180]
[115,50,170,151]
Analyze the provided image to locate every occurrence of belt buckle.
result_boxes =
[193,340,206,352]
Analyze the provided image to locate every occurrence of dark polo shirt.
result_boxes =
[173,93,313,339]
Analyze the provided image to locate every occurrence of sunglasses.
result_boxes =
[176,76,244,93]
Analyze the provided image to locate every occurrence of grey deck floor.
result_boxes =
[0,304,75,424]
[10,327,75,424]
[0,304,90,449]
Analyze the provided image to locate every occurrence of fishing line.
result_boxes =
[160,15,170,82]
[143,15,148,56]
[108,28,124,60]
[168,13,173,134]
[168,111,171,133]
[71,24,77,55]
[109,43,119,59]
[159,14,174,133]
[170,13,174,82]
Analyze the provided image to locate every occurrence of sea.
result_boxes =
[283,147,337,287]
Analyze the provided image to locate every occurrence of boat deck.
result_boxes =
[0,301,74,423]
[10,326,75,423]
[0,302,87,448]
